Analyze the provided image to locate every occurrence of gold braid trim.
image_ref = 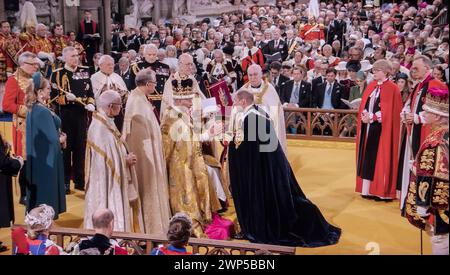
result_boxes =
[438,210,449,224]
[405,180,427,226]
[86,140,122,184]
[243,79,270,104]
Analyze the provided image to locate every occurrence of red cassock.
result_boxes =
[406,77,448,152]
[241,48,265,83]
[355,80,403,198]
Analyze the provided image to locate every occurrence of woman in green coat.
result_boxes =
[25,73,66,218]
[349,71,367,102]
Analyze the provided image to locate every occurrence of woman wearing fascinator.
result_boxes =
[11,204,65,255]
[24,72,66,217]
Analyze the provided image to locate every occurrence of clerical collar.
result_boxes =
[98,109,115,123]
[250,82,262,89]
[64,64,77,72]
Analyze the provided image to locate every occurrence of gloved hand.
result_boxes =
[11,227,29,255]
[85,104,95,112]
[66,93,77,101]
[417,206,430,217]
[14,156,24,168]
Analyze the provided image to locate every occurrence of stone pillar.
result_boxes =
[103,0,112,53]
[153,0,161,24]
[63,1,80,34]
[0,0,5,21]
[119,0,128,23]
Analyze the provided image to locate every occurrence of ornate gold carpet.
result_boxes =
[0,139,431,255]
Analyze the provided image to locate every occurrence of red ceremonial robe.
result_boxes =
[2,69,30,157]
[355,80,403,198]
[241,48,265,83]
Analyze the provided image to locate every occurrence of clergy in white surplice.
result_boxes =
[91,55,129,100]
[236,64,287,153]
[122,68,172,235]
[84,90,144,233]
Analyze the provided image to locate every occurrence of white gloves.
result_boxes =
[417,206,430,217]
[85,104,95,112]
[66,93,77,101]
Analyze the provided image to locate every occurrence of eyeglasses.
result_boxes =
[24,62,40,67]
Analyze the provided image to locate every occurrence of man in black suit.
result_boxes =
[115,57,133,91]
[326,11,347,46]
[280,66,311,108]
[267,28,288,62]
[254,31,268,55]
[313,68,346,109]
[311,62,328,94]
[270,61,290,96]
[373,15,383,34]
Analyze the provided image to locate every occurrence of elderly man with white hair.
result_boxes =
[91,54,129,130]
[129,44,170,115]
[85,90,144,233]
[267,28,288,61]
[236,64,287,153]
[205,49,236,87]
[34,23,54,77]
[2,51,39,204]
[161,53,205,119]
[285,29,300,61]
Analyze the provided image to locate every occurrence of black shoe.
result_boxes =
[234,232,245,240]
[0,244,8,252]
[19,196,27,206]
[374,197,393,202]
[361,195,374,200]
[65,185,71,195]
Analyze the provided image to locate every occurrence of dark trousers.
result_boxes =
[19,160,28,198]
[59,106,87,189]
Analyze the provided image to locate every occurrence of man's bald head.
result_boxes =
[247,64,263,86]
[248,64,262,77]
[97,90,121,109]
[92,208,114,229]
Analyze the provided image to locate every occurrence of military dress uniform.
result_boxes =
[50,65,95,192]
[129,60,170,116]
[299,23,325,43]
[49,35,70,69]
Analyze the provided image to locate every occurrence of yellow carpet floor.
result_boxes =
[0,139,431,255]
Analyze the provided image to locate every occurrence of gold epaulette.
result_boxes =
[148,94,162,101]
[131,62,141,75]
[18,32,30,41]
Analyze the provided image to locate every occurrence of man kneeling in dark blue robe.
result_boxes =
[227,90,341,247]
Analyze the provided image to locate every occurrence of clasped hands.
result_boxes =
[125,153,137,167]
